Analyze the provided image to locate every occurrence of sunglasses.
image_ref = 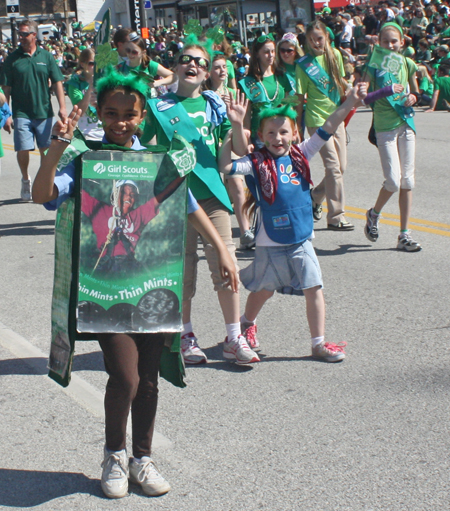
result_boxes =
[18,31,35,37]
[257,33,275,44]
[88,61,95,65]
[280,48,295,54]
[178,54,210,70]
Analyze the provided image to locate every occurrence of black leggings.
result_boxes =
[98,333,165,459]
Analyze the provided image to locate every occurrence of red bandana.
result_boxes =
[250,145,312,205]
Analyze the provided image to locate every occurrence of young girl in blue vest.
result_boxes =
[363,22,422,252]
[296,20,354,231]
[32,70,238,499]
[142,35,260,365]
[220,83,368,360]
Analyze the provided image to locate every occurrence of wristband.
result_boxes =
[51,135,72,144]
[316,126,332,141]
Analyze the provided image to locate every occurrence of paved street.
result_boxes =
[1,108,450,510]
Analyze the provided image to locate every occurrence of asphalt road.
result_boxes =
[1,107,450,511]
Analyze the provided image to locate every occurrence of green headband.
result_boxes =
[96,65,148,99]
[258,103,298,123]
[381,22,404,37]
[257,33,275,44]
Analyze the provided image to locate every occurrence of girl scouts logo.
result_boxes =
[381,52,403,76]
[156,99,176,112]
[280,164,300,185]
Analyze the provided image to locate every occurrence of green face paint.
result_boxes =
[264,141,270,147]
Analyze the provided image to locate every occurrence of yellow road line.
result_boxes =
[3,143,40,156]
[322,207,450,238]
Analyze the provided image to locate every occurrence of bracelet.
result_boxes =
[51,134,72,144]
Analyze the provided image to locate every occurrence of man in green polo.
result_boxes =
[0,19,67,200]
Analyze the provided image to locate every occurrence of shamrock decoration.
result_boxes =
[381,52,403,76]
[95,43,118,71]
[206,25,225,45]
[184,19,203,37]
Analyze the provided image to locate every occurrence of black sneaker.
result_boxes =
[365,208,380,242]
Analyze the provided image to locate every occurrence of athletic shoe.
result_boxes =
[327,220,354,231]
[240,229,255,249]
[364,208,380,242]
[223,335,260,365]
[311,191,323,221]
[181,332,207,364]
[101,446,129,499]
[241,323,260,351]
[129,456,170,496]
[312,341,346,363]
[20,179,32,201]
[396,231,422,252]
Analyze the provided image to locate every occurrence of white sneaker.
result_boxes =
[223,335,260,365]
[181,332,207,364]
[21,179,32,201]
[397,231,422,252]
[101,446,129,499]
[129,456,171,496]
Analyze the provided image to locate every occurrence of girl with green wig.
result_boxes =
[31,67,239,500]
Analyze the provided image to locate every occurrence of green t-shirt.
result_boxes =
[434,76,450,110]
[239,74,287,136]
[278,63,296,96]
[0,46,64,119]
[371,56,417,132]
[296,48,345,128]
[402,46,415,58]
[226,59,235,80]
[66,74,90,105]
[419,76,434,96]
[142,94,231,200]
[326,26,336,48]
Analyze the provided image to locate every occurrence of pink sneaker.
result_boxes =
[241,323,260,351]
[223,335,260,365]
[312,341,346,363]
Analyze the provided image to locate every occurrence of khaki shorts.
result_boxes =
[183,197,239,300]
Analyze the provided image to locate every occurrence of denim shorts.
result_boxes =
[240,240,323,296]
[13,117,53,151]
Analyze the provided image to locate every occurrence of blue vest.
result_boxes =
[246,154,313,245]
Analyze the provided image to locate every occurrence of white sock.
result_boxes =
[311,336,324,348]
[240,314,255,326]
[226,323,241,341]
[181,322,193,337]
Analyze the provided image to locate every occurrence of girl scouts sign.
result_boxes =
[48,143,195,387]
[78,151,186,333]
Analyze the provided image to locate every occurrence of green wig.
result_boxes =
[183,33,214,66]
[258,103,298,124]
[96,65,149,109]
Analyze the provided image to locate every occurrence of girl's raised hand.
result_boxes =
[226,89,248,126]
[52,105,82,141]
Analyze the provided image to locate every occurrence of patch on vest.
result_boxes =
[272,214,290,228]
[156,98,176,112]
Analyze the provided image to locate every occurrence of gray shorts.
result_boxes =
[240,240,323,296]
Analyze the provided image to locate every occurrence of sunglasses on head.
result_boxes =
[18,31,35,37]
[280,48,295,54]
[178,54,210,70]
[257,33,275,44]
